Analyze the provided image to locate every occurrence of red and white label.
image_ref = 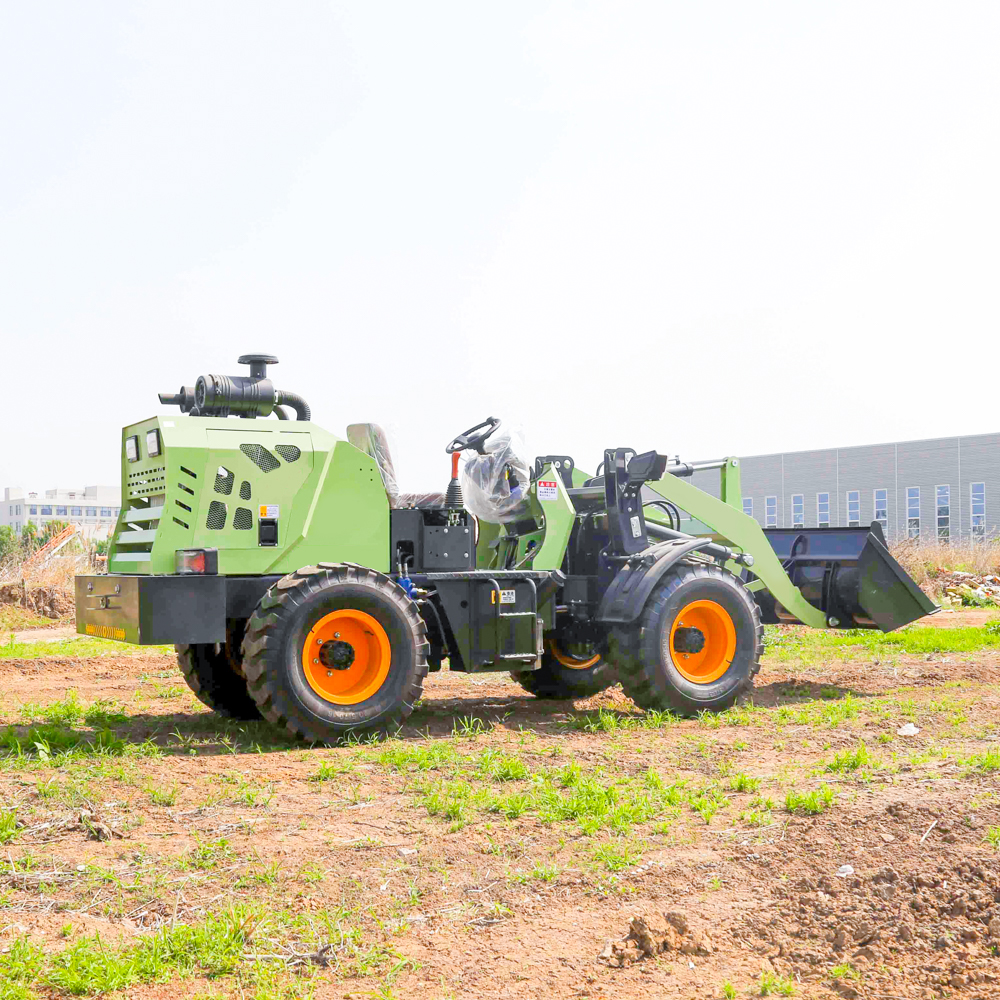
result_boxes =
[537,480,559,501]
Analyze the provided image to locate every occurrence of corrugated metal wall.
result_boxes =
[688,432,1000,540]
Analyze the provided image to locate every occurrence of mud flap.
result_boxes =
[755,523,938,632]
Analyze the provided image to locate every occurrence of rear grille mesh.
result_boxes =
[275,445,301,463]
[233,507,253,530]
[214,467,234,495]
[206,501,227,530]
[240,443,280,473]
[239,480,252,500]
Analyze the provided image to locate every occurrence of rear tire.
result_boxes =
[609,563,762,715]
[241,564,428,742]
[512,635,614,699]
[176,619,262,720]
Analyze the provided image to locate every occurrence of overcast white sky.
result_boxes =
[2,1,998,493]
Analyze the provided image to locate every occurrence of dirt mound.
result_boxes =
[740,803,1000,994]
[0,583,74,619]
[599,911,715,967]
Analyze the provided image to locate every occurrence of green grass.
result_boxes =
[784,783,835,815]
[984,826,1000,849]
[149,784,178,806]
[0,637,174,659]
[762,622,1000,673]
[728,771,761,793]
[591,840,642,871]
[759,969,797,995]
[823,740,880,776]
[721,982,737,1000]
[968,746,1000,773]
[0,722,163,768]
[830,961,859,980]
[0,808,19,845]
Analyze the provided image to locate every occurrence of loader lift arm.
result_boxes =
[643,461,828,628]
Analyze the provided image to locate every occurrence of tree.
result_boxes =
[40,519,70,543]
[0,525,17,562]
[20,521,38,554]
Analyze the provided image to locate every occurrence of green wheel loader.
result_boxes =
[75,354,937,742]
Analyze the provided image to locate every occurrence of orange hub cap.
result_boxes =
[549,638,601,670]
[668,600,736,684]
[302,609,391,705]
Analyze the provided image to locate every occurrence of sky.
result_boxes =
[1,1,998,493]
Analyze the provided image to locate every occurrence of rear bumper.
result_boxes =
[75,574,280,645]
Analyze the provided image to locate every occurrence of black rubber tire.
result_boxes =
[241,563,428,742]
[511,647,614,699]
[176,619,262,720]
[609,563,763,715]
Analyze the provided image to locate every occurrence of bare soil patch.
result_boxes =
[2,627,1000,998]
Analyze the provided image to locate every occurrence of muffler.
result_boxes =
[754,523,938,632]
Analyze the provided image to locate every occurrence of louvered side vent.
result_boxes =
[240,443,280,473]
[275,445,301,463]
[214,467,234,495]
[113,463,169,572]
[239,480,251,500]
[233,507,253,530]
[206,501,227,530]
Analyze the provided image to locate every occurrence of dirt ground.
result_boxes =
[2,612,1000,999]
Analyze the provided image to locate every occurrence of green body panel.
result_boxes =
[528,465,576,571]
[475,520,503,568]
[644,461,827,629]
[110,415,389,576]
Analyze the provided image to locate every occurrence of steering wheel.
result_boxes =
[446,416,502,455]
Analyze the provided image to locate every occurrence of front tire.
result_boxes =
[241,564,428,742]
[176,619,262,720]
[609,563,762,715]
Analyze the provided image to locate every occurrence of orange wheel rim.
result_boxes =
[302,609,391,705]
[549,637,601,670]
[668,600,736,684]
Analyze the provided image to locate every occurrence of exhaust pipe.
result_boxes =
[754,523,938,632]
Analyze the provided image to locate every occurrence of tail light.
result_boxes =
[176,548,219,575]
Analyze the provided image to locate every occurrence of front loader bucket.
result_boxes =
[755,523,938,632]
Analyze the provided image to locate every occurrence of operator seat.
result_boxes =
[346,423,445,509]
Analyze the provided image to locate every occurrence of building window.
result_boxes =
[907,487,920,539]
[100,508,112,518]
[874,489,888,533]
[817,492,830,527]
[29,506,37,515]
[56,506,67,516]
[86,508,97,517]
[742,498,753,517]
[765,496,777,528]
[971,483,986,541]
[791,494,804,527]
[71,507,82,516]
[15,505,20,516]
[40,506,52,516]
[936,484,950,541]
[846,490,860,527]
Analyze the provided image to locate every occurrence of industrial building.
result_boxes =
[688,432,999,542]
[1,486,122,539]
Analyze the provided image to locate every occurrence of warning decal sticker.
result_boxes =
[537,480,559,501]
[259,504,280,519]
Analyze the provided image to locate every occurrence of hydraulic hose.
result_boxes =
[274,390,311,421]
